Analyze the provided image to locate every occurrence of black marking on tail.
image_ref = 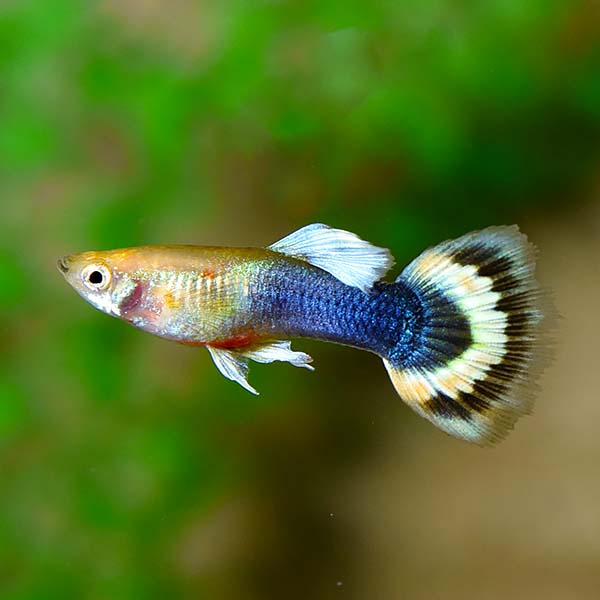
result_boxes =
[383,225,554,445]
[424,393,473,422]
[454,243,512,274]
[461,388,493,414]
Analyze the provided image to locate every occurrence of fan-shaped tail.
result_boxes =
[385,226,554,445]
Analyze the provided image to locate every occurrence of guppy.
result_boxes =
[58,223,551,445]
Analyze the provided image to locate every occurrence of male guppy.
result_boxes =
[58,224,551,445]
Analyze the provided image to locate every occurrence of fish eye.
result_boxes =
[89,270,104,285]
[82,264,111,290]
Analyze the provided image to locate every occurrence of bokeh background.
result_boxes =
[1,1,599,598]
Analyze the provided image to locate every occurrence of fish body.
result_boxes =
[59,224,552,445]
[60,245,406,351]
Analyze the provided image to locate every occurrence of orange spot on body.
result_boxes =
[178,340,207,347]
[164,291,180,309]
[178,334,259,349]
[210,334,259,349]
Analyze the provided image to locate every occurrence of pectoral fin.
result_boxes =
[207,340,314,394]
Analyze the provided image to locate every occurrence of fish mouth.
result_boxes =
[57,256,70,274]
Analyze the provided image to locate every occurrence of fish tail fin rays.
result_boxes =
[385,225,555,445]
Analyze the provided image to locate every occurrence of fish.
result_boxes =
[58,223,553,445]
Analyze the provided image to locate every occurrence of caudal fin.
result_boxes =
[384,226,554,445]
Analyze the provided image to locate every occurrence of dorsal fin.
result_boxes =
[268,223,394,292]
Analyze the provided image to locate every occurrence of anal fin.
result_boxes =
[207,340,314,395]
[240,340,314,371]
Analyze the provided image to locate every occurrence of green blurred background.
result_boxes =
[1,1,599,598]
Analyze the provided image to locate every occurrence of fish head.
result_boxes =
[57,250,133,317]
